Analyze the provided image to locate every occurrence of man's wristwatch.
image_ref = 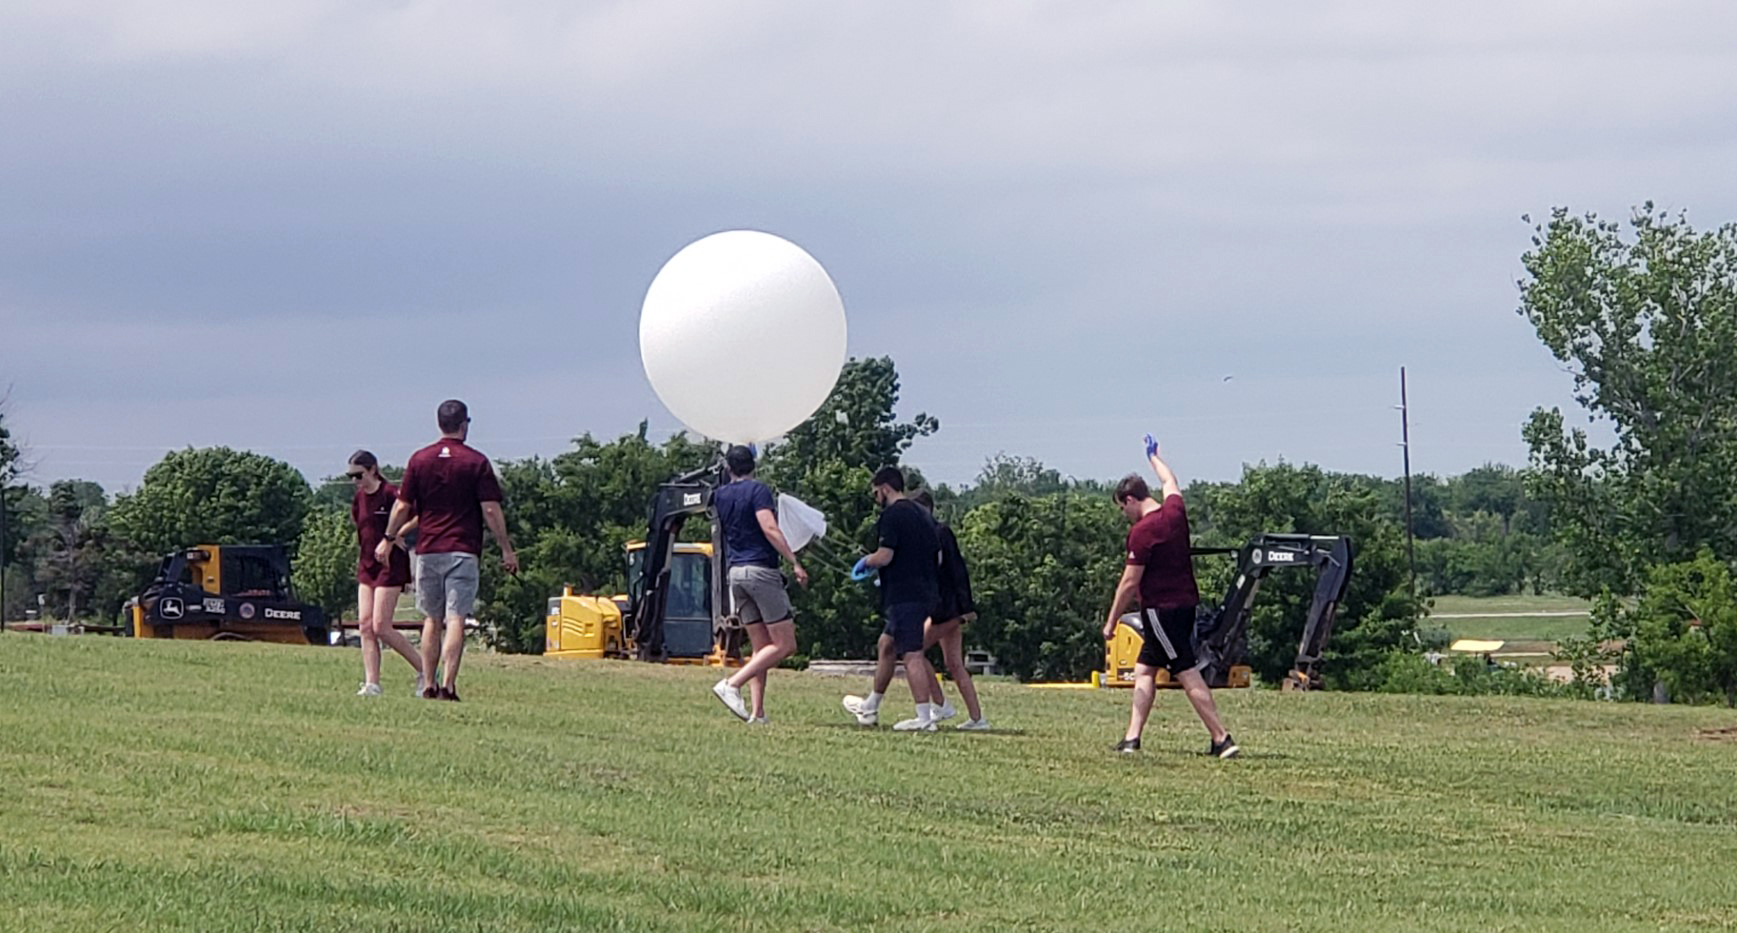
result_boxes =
[384,533,397,542]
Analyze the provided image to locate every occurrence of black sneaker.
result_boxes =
[1208,734,1240,759]
[421,685,440,700]
[1113,737,1141,754]
[438,686,460,702]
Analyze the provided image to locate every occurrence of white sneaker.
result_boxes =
[934,702,959,721]
[853,705,880,726]
[842,695,866,715]
[712,679,750,721]
[746,715,771,725]
[413,676,428,698]
[957,718,991,732]
[356,682,383,697]
[893,716,938,732]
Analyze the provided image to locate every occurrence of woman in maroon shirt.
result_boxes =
[348,450,426,697]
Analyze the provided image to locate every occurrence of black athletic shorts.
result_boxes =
[1136,606,1203,675]
[883,602,929,655]
[933,591,971,626]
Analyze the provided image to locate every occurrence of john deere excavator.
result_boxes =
[545,461,746,667]
[1100,533,1353,691]
[130,544,330,645]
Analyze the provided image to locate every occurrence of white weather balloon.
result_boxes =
[639,230,847,444]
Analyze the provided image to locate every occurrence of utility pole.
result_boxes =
[1398,367,1418,620]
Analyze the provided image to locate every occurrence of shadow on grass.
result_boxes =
[1134,746,1291,762]
[807,722,1030,737]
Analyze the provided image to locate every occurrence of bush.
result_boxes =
[1371,650,1457,695]
[1612,552,1737,706]
[1370,648,1571,698]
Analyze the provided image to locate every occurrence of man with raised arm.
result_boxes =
[1101,435,1238,758]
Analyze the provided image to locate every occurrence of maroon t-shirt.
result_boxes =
[397,439,504,556]
[1126,494,1200,610]
[352,480,410,584]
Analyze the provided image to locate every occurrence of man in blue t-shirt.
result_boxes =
[846,466,944,732]
[710,445,809,724]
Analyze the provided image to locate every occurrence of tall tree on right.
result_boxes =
[1518,205,1737,596]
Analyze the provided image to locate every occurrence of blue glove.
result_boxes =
[851,557,875,581]
[1144,434,1158,457]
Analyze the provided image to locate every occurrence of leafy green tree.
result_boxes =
[0,399,25,613]
[2,486,48,620]
[475,425,716,653]
[293,507,358,620]
[1607,551,1737,706]
[111,448,313,556]
[1519,205,1737,595]
[763,357,937,480]
[27,480,110,620]
[1449,464,1528,535]
[954,488,1126,681]
[948,455,1075,511]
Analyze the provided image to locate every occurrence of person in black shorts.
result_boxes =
[1100,436,1238,758]
[847,467,944,732]
[843,489,990,730]
[912,489,988,729]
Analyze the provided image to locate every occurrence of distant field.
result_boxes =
[1427,594,1592,647]
[5,633,1737,930]
[1428,594,1593,616]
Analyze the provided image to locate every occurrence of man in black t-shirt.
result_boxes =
[847,467,943,731]
[843,488,990,730]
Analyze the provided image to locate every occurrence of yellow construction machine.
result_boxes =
[545,463,745,668]
[130,544,330,645]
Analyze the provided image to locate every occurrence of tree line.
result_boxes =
[5,206,1735,700]
[0,358,1547,687]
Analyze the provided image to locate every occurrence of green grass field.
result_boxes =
[4,633,1736,931]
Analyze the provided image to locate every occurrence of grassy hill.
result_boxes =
[3,633,1735,931]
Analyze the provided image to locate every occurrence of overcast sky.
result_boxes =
[4,1,1735,494]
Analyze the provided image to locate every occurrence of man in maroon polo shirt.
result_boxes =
[1101,436,1238,758]
[380,400,518,701]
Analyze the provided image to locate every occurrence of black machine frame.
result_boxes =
[1191,533,1354,690]
[624,460,735,662]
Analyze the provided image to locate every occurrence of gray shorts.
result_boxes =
[416,552,479,621]
[729,565,792,625]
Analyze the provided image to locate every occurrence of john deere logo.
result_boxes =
[239,603,256,620]
[159,597,184,620]
[1251,549,1264,564]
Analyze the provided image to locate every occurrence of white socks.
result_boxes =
[915,702,935,722]
[864,690,884,711]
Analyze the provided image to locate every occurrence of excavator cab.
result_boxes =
[543,459,744,668]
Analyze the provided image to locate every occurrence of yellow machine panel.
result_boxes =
[544,586,624,660]
[1101,614,1251,689]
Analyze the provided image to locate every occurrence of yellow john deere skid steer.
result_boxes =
[130,544,330,645]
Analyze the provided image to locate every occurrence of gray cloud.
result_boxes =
[3,1,1732,492]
